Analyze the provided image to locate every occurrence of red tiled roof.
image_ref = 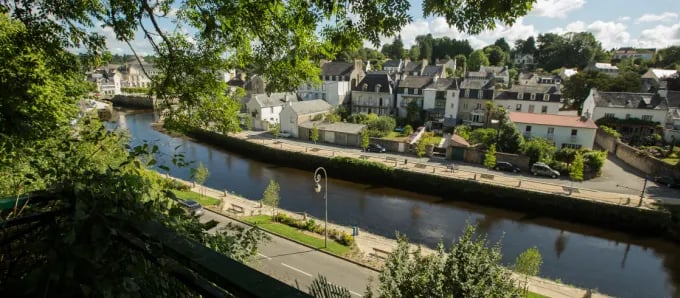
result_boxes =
[449,134,470,147]
[508,112,598,129]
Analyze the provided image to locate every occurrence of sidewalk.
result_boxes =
[177,177,610,298]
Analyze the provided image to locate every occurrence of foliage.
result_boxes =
[470,128,498,149]
[415,137,428,158]
[403,125,414,136]
[347,113,396,137]
[654,46,680,69]
[521,138,556,165]
[468,50,490,71]
[381,36,406,60]
[600,126,621,139]
[569,152,584,181]
[271,123,281,138]
[309,275,352,298]
[361,129,370,151]
[243,215,350,254]
[514,246,543,296]
[273,213,354,246]
[499,122,524,154]
[326,113,341,123]
[454,125,472,141]
[562,71,614,111]
[594,117,659,127]
[172,190,220,206]
[261,180,280,215]
[484,45,508,66]
[405,101,422,127]
[244,114,253,130]
[484,144,497,169]
[368,224,520,297]
[191,161,210,197]
[583,150,607,175]
[311,124,320,144]
[536,32,605,71]
[423,0,536,34]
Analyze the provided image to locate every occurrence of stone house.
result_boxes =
[279,99,333,138]
[350,72,395,116]
[245,92,297,130]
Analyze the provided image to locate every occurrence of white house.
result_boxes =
[664,90,680,130]
[513,54,536,69]
[382,59,403,75]
[396,76,433,118]
[641,68,678,92]
[584,62,619,77]
[297,60,365,107]
[457,77,496,127]
[558,68,578,80]
[422,78,459,130]
[613,47,655,61]
[508,112,598,149]
[117,56,159,88]
[350,72,395,116]
[581,89,669,126]
[279,99,333,138]
[88,69,121,95]
[245,92,298,130]
[403,59,428,77]
[479,66,510,88]
[494,84,563,115]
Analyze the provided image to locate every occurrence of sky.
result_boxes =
[101,0,680,55]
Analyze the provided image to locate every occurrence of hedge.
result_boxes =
[274,213,355,246]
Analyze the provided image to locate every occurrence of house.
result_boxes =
[422,78,459,131]
[396,76,433,118]
[446,134,470,161]
[117,56,159,88]
[350,72,395,116]
[581,89,668,136]
[87,69,121,96]
[479,66,510,88]
[298,121,366,147]
[664,91,680,130]
[513,54,536,70]
[297,60,365,107]
[403,59,428,77]
[508,112,598,149]
[612,47,655,62]
[517,73,562,86]
[494,84,562,115]
[584,62,619,77]
[279,99,333,138]
[457,76,496,127]
[422,65,445,78]
[244,75,267,94]
[382,59,404,75]
[245,92,298,130]
[641,68,678,92]
[435,58,456,74]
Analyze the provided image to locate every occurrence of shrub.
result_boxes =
[569,152,584,181]
[583,150,607,176]
[600,126,621,139]
[403,125,414,136]
[305,219,316,231]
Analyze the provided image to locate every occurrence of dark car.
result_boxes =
[179,199,204,216]
[365,143,386,153]
[493,161,520,173]
[654,176,680,188]
[531,162,560,178]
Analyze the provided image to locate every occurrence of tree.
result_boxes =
[562,71,614,111]
[408,45,421,61]
[521,138,556,165]
[570,152,585,181]
[361,129,370,151]
[406,101,422,126]
[311,124,320,144]
[415,136,429,157]
[417,34,434,62]
[610,71,642,92]
[454,125,472,141]
[470,128,498,149]
[468,50,490,71]
[271,123,281,139]
[484,144,497,169]
[484,45,508,66]
[261,180,280,215]
[403,125,414,136]
[494,38,511,53]
[191,162,210,197]
[498,122,524,154]
[368,225,520,297]
[514,246,543,296]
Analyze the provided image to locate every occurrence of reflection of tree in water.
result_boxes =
[660,249,680,297]
[411,204,421,224]
[620,244,630,269]
[208,147,213,162]
[475,214,499,235]
[555,230,567,259]
[225,155,232,169]
[247,161,262,179]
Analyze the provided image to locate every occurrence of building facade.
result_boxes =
[508,112,598,149]
[350,72,395,116]
[297,60,365,107]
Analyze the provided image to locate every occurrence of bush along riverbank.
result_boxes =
[184,127,680,243]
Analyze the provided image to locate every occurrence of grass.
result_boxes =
[381,131,408,141]
[172,190,220,206]
[242,215,351,255]
[526,292,549,298]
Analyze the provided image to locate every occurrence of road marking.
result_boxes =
[257,253,272,260]
[280,262,312,277]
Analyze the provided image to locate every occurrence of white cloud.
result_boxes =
[636,23,680,48]
[635,12,678,23]
[530,0,586,18]
[618,16,631,22]
[551,21,630,49]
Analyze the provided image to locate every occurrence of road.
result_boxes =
[199,210,377,297]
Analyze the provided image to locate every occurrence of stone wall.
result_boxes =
[595,129,679,178]
[111,95,154,109]
[369,137,406,153]
[463,149,531,171]
[595,129,618,153]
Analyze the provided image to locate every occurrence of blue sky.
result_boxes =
[102,0,680,55]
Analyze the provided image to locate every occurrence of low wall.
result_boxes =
[596,129,679,178]
[111,95,154,109]
[664,129,680,143]
[463,149,530,171]
[185,127,680,243]
[369,138,406,153]
[595,129,618,153]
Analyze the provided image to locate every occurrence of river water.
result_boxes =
[116,111,679,297]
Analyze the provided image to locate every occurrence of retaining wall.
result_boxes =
[111,95,154,109]
[595,129,679,178]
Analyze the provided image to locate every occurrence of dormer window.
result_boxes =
[375,84,382,93]
[362,84,368,91]
[465,89,470,98]
[477,90,483,99]
[530,93,536,100]
[517,92,523,100]
[543,94,550,101]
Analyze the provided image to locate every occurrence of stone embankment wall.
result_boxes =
[595,129,679,178]
[463,149,531,171]
[111,95,154,109]
[186,127,680,243]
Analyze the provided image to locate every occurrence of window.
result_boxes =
[450,103,455,108]
[375,84,381,93]
[530,93,536,100]
[525,126,532,132]
[543,94,550,101]
[547,127,554,134]
[541,106,548,114]
[625,114,631,119]
[270,107,274,113]
[516,104,522,111]
[571,129,578,136]
[604,113,615,119]
[289,116,294,123]
[475,103,482,109]
[528,105,535,113]
[517,92,523,100]
[561,143,582,149]
[642,115,653,121]
[472,114,481,122]
[463,103,468,110]
[477,90,484,99]
[465,89,470,97]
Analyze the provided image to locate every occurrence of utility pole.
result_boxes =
[639,176,648,207]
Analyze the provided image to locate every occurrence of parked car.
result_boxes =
[531,162,560,178]
[365,143,386,153]
[494,161,520,173]
[278,131,291,138]
[179,199,204,216]
[654,176,680,188]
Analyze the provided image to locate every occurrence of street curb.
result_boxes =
[204,208,381,273]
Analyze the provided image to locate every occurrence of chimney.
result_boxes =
[354,59,363,73]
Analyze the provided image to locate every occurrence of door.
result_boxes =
[451,147,465,161]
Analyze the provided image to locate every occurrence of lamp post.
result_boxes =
[313,167,328,248]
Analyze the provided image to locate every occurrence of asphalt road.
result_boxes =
[199,210,377,297]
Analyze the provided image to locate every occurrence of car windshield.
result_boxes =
[184,200,199,207]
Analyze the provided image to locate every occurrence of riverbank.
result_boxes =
[180,126,680,243]
[173,176,610,298]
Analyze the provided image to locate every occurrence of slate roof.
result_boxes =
[288,99,333,115]
[422,65,443,77]
[494,85,561,102]
[251,92,298,108]
[642,68,678,80]
[398,76,433,89]
[665,91,680,108]
[508,112,598,129]
[353,72,393,93]
[404,61,424,72]
[459,79,494,90]
[383,59,401,68]
[480,66,508,75]
[425,78,458,91]
[321,61,354,76]
[592,91,668,110]
[299,121,366,134]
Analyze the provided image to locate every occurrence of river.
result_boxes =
[116,111,679,298]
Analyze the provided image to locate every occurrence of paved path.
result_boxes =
[181,178,611,298]
[232,131,669,209]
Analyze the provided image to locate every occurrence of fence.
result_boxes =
[234,133,655,210]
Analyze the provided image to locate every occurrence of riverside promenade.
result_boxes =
[174,176,610,298]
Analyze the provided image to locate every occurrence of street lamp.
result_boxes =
[313,167,328,248]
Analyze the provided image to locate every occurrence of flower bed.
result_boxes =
[273,213,355,246]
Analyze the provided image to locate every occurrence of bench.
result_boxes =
[479,173,494,180]
[228,204,244,215]
[370,247,391,259]
[562,186,580,195]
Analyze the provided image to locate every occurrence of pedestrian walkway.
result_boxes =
[175,177,610,298]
